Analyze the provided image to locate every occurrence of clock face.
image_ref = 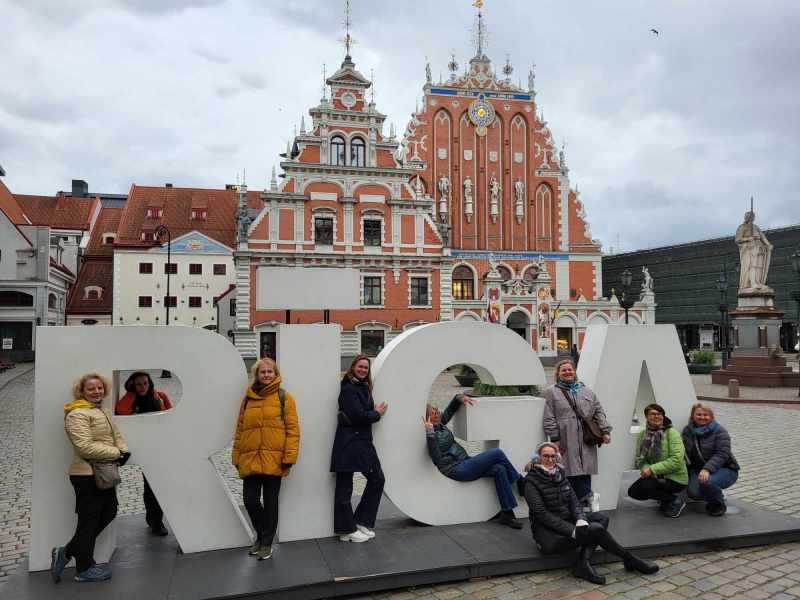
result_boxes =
[468,95,495,128]
[341,92,357,109]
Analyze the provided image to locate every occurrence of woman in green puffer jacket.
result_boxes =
[627,403,688,518]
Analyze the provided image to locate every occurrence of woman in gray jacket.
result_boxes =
[543,359,612,504]
[681,403,739,516]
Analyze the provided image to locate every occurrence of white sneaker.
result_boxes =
[339,530,371,543]
[356,524,376,538]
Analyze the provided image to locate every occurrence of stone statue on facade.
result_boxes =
[437,174,450,199]
[514,178,525,204]
[414,175,423,197]
[641,266,653,293]
[735,211,773,293]
[489,174,501,223]
[463,176,474,222]
[426,61,432,85]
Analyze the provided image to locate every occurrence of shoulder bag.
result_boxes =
[91,411,122,490]
[559,388,604,447]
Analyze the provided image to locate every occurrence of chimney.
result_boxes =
[165,183,173,188]
[72,179,88,197]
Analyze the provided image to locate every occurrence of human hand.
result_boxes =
[461,393,475,406]
[698,469,710,484]
[422,416,434,430]
[376,402,388,416]
[602,434,611,445]
[281,463,293,471]
[641,467,653,478]
[118,451,131,467]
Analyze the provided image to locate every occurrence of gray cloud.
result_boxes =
[1,0,798,255]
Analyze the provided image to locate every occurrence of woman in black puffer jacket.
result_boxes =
[522,442,658,585]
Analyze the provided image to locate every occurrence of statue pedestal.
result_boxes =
[711,293,800,387]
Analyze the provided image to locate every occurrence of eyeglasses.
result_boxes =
[645,412,664,418]
[540,454,557,459]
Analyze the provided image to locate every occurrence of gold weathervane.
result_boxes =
[473,0,484,8]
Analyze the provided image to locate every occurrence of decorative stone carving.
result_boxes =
[437,147,448,159]
[735,210,774,294]
[463,176,474,223]
[641,266,653,293]
[463,149,473,161]
[489,174,501,223]
[514,178,525,224]
[514,152,523,163]
[437,175,450,221]
[488,150,498,162]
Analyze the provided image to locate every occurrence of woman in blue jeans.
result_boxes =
[424,393,523,528]
[681,403,739,516]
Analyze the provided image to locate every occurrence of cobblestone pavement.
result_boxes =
[4,367,800,598]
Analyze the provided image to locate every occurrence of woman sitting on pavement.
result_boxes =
[115,371,172,536]
[682,403,739,516]
[51,373,130,583]
[424,393,523,529]
[628,403,688,518]
[523,442,658,585]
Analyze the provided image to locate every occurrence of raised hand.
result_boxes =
[375,402,388,416]
[422,416,434,430]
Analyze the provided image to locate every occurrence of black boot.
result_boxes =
[623,553,659,574]
[497,510,523,529]
[573,546,606,585]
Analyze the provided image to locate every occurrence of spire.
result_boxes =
[340,0,355,64]
[270,165,277,191]
[300,115,306,134]
[321,63,328,102]
[471,0,488,59]
[370,68,375,104]
[389,122,396,139]
[242,168,247,187]
[285,138,291,159]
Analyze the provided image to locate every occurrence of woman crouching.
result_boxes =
[522,442,658,585]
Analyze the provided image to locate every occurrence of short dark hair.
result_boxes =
[643,403,665,417]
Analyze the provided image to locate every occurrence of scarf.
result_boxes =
[638,423,665,463]
[246,375,282,401]
[535,463,559,476]
[63,399,98,413]
[555,379,583,395]
[133,390,161,414]
[691,420,719,437]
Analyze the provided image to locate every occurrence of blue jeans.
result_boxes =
[450,448,519,511]
[568,475,592,501]
[687,468,738,505]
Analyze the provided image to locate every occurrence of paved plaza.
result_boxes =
[2,365,800,598]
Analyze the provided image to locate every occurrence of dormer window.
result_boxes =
[351,137,366,167]
[330,136,346,166]
[102,232,116,245]
[191,209,208,221]
[84,286,103,300]
[146,207,163,219]
[141,231,154,241]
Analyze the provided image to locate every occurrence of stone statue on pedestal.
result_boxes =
[735,211,773,293]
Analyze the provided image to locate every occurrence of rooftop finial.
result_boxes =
[472,0,487,58]
[270,165,277,191]
[503,54,513,80]
[242,168,246,186]
[342,0,354,60]
[448,51,459,75]
[370,68,375,104]
[321,63,328,100]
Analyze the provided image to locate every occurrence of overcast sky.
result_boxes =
[1,0,798,252]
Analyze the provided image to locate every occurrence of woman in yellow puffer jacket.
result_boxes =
[232,357,300,560]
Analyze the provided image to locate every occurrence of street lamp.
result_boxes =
[791,248,800,352]
[619,268,635,324]
[717,268,729,370]
[155,225,172,326]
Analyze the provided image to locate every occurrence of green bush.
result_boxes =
[457,364,477,376]
[690,350,715,365]
[472,382,539,396]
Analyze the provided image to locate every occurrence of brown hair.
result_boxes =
[689,402,715,422]
[71,372,110,401]
[643,403,665,417]
[554,359,576,381]
[343,354,373,390]
[250,357,281,386]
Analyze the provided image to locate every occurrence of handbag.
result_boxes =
[559,388,604,447]
[91,411,122,490]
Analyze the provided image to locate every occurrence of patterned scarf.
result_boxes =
[555,379,584,394]
[638,423,665,463]
[691,420,719,437]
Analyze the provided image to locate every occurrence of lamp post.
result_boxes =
[155,225,172,326]
[791,248,800,351]
[717,268,729,370]
[619,268,635,324]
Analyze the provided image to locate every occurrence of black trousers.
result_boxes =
[333,468,385,534]
[142,475,164,529]
[627,477,686,504]
[243,475,282,546]
[64,475,118,573]
[535,512,610,555]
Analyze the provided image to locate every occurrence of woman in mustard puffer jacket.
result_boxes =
[232,358,300,560]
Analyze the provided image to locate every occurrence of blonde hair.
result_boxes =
[71,372,111,401]
[554,359,576,381]
[689,402,715,423]
[250,357,280,386]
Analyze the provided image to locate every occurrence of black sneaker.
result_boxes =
[498,511,523,529]
[706,502,727,517]
[664,496,686,518]
[150,524,168,537]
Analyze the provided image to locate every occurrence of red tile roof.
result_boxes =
[0,179,29,225]
[86,207,123,257]
[115,185,261,248]
[49,257,75,278]
[14,193,98,230]
[66,261,113,315]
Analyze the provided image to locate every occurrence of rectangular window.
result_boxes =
[213,263,226,275]
[363,276,382,306]
[360,329,385,357]
[189,296,202,308]
[363,219,382,246]
[141,231,154,241]
[164,296,177,308]
[229,299,236,317]
[452,280,474,301]
[164,263,178,275]
[146,207,163,219]
[315,217,334,245]
[189,263,202,275]
[138,296,152,308]
[410,277,429,306]
[191,209,208,221]
[139,262,153,274]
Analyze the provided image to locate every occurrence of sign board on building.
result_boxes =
[2,338,12,350]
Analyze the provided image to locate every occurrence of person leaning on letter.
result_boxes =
[232,357,300,561]
[521,442,658,586]
[50,373,130,584]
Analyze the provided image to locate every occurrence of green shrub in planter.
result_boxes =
[472,382,540,397]
[689,350,715,365]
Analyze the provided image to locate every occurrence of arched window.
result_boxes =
[0,291,34,307]
[452,266,475,300]
[330,135,346,166]
[496,265,512,282]
[536,184,552,249]
[48,293,57,309]
[350,137,366,167]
